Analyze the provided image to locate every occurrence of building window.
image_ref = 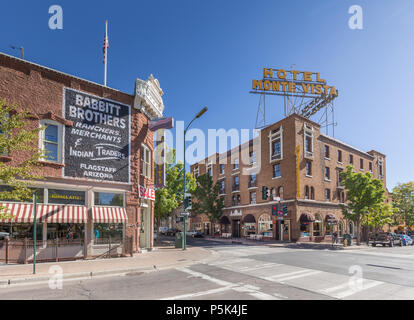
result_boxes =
[338,150,342,163]
[325,189,331,202]
[249,174,257,188]
[369,162,373,172]
[305,186,309,200]
[237,195,241,206]
[233,176,239,191]
[219,164,225,174]
[325,167,330,181]
[193,166,200,178]
[378,157,384,179]
[232,195,236,206]
[94,192,124,207]
[219,180,225,194]
[269,126,283,161]
[304,124,314,158]
[250,192,256,204]
[337,169,343,186]
[310,187,315,200]
[40,120,62,162]
[305,160,312,176]
[349,154,354,165]
[249,151,256,164]
[277,186,284,199]
[141,144,152,178]
[233,158,239,170]
[324,145,330,159]
[273,163,281,178]
[207,161,213,177]
[360,158,364,170]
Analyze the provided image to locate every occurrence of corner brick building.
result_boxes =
[190,113,387,242]
[0,52,164,260]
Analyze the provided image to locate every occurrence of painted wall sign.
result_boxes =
[63,88,131,183]
[138,185,155,201]
[48,189,86,206]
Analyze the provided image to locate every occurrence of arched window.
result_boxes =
[258,214,272,236]
[313,214,323,237]
[310,187,315,200]
[348,221,354,236]
[305,186,309,199]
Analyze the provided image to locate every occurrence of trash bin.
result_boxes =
[175,232,184,248]
[343,234,352,246]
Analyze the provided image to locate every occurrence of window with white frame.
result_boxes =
[249,151,256,164]
[40,120,62,162]
[193,166,200,178]
[378,157,384,179]
[305,160,312,176]
[219,164,225,174]
[269,126,283,162]
[304,124,314,159]
[233,158,239,170]
[141,144,152,178]
[325,167,330,181]
[207,161,213,177]
[273,163,281,178]
[250,192,256,204]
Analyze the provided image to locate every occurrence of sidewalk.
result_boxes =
[203,235,370,250]
[0,245,216,286]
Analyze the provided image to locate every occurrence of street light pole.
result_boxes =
[182,107,207,250]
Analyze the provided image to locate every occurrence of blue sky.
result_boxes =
[1,0,413,190]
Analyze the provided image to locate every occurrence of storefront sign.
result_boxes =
[138,185,155,201]
[63,88,131,183]
[48,189,85,206]
[230,210,242,217]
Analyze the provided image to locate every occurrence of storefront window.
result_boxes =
[258,214,272,236]
[0,223,42,240]
[94,223,123,243]
[300,223,310,237]
[244,223,256,236]
[0,185,44,203]
[94,192,124,207]
[313,214,323,237]
[47,223,84,241]
[48,189,86,206]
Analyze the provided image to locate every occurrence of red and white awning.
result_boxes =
[0,203,88,223]
[92,207,128,223]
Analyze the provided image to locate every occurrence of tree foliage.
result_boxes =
[392,182,414,227]
[191,173,225,234]
[153,148,197,232]
[0,100,44,219]
[340,165,386,245]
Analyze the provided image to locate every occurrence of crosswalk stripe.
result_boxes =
[332,281,382,299]
[276,270,322,282]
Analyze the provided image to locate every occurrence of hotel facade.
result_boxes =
[190,113,387,242]
[0,52,164,261]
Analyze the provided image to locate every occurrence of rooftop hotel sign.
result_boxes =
[252,69,338,98]
[62,88,131,183]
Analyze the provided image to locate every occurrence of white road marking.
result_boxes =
[331,281,383,299]
[160,286,235,300]
[263,269,312,281]
[276,270,322,283]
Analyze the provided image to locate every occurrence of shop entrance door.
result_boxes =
[232,220,241,238]
[139,202,151,249]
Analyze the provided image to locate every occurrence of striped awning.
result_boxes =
[92,207,128,223]
[0,203,88,223]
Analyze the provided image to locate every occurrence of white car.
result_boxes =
[186,230,198,237]
[158,226,169,235]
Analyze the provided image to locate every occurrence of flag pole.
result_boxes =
[104,20,108,87]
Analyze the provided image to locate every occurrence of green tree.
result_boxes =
[364,203,396,233]
[392,182,414,229]
[0,100,44,219]
[340,165,386,245]
[191,173,225,236]
[153,148,196,238]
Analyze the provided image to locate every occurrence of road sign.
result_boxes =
[180,212,190,217]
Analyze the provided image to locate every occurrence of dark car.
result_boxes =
[372,232,403,247]
[193,231,204,238]
[166,228,180,236]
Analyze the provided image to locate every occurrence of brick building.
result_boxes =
[190,113,387,242]
[0,52,165,260]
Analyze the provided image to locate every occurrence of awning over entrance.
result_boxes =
[0,203,88,223]
[299,213,315,223]
[219,216,230,225]
[242,214,256,224]
[92,207,128,223]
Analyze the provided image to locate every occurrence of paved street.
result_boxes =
[2,237,414,300]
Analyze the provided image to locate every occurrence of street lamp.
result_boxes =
[183,107,207,250]
[10,45,24,59]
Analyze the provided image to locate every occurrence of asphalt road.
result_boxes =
[2,237,414,300]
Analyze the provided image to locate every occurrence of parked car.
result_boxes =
[166,228,180,236]
[397,234,413,246]
[193,231,204,238]
[158,226,169,235]
[0,232,9,240]
[372,232,403,247]
[186,229,198,237]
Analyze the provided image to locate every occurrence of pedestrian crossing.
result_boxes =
[199,247,414,300]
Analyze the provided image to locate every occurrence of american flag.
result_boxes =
[103,32,109,64]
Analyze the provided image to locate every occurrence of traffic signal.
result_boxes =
[282,205,288,216]
[262,186,269,200]
[184,193,192,210]
[272,205,278,216]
